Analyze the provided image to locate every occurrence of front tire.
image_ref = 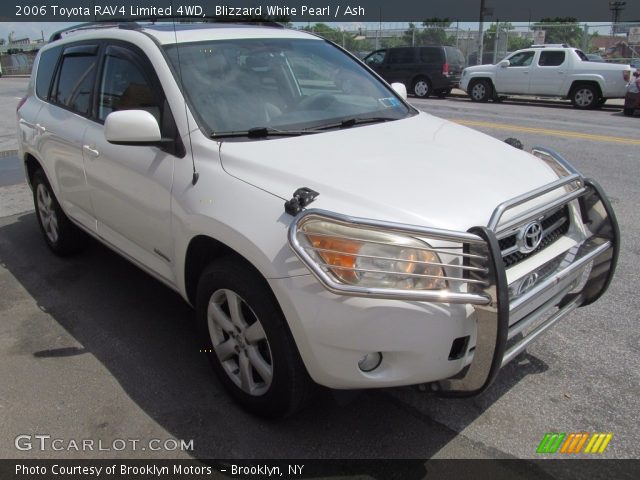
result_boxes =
[412,77,432,98]
[196,258,315,418]
[32,169,85,256]
[570,84,598,109]
[468,79,492,102]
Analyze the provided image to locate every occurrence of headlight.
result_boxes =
[297,218,446,290]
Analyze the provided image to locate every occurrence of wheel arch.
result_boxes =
[24,153,44,189]
[469,76,495,91]
[184,234,279,308]
[568,79,603,99]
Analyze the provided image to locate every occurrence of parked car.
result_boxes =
[460,44,633,108]
[17,23,618,418]
[363,45,465,98]
[624,71,640,116]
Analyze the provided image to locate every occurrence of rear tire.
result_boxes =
[412,77,432,98]
[32,169,85,256]
[196,257,316,418]
[570,84,599,109]
[623,107,634,116]
[435,89,450,98]
[468,79,492,102]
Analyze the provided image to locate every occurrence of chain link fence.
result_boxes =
[305,22,640,66]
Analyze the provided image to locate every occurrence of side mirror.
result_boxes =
[391,82,408,101]
[498,60,510,68]
[105,110,163,145]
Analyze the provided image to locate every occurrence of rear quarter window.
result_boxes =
[35,46,62,100]
[445,47,465,65]
[419,47,443,63]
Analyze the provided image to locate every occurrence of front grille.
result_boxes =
[500,206,570,268]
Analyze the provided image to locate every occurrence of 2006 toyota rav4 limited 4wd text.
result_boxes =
[17,23,619,418]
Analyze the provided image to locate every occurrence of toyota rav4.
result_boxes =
[17,23,619,417]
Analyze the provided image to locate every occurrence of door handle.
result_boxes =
[83,144,100,157]
[558,71,565,74]
[35,123,46,133]
[523,71,529,74]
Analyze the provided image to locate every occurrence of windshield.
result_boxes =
[164,38,412,136]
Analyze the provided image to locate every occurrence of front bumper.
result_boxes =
[286,150,618,394]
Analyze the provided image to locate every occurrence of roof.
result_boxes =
[49,21,318,45]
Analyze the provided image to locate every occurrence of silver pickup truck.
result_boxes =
[460,44,633,109]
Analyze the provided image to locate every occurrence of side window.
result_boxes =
[387,48,415,65]
[419,48,441,63]
[52,48,98,115]
[508,51,535,67]
[538,51,566,66]
[35,46,62,100]
[365,50,386,67]
[98,53,158,122]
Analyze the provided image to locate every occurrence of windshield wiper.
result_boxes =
[211,127,314,139]
[308,116,396,131]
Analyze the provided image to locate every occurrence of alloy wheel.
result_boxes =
[472,83,486,100]
[207,289,273,396]
[414,80,430,97]
[36,183,59,244]
[574,88,595,108]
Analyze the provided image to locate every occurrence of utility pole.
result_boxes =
[493,20,500,64]
[609,1,626,35]
[477,0,485,65]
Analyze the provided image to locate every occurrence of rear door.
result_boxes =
[529,50,568,95]
[417,47,445,88]
[35,43,100,232]
[82,43,179,282]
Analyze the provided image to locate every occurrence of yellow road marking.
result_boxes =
[451,119,640,146]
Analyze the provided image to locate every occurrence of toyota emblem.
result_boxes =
[518,221,543,253]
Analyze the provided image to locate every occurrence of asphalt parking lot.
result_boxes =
[1,76,638,473]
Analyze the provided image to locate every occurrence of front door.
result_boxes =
[83,43,178,282]
[495,50,536,94]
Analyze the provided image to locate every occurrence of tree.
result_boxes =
[419,18,454,45]
[533,17,584,47]
[302,23,372,52]
[401,18,455,47]
[483,22,532,54]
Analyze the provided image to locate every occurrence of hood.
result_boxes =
[219,112,563,231]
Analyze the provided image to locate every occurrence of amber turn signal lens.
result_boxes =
[307,235,362,283]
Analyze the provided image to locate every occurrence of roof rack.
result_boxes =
[48,17,284,42]
[49,22,134,42]
[531,44,570,48]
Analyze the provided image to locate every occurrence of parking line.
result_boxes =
[451,119,640,146]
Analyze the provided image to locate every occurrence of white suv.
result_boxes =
[17,23,619,417]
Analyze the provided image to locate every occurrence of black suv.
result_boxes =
[364,46,465,98]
